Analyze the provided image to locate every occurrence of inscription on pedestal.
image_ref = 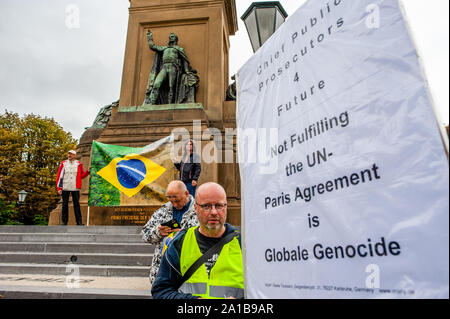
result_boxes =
[88,206,159,226]
[110,207,153,225]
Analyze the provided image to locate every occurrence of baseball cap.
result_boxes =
[68,150,76,155]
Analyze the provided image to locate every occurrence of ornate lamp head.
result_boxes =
[241,1,288,52]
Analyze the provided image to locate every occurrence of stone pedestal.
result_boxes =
[119,0,237,123]
[49,0,241,226]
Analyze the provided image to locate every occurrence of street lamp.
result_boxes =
[18,190,28,204]
[241,1,288,52]
[17,190,28,225]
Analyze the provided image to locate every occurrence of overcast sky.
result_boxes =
[0,0,448,141]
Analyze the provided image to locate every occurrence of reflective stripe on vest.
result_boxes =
[179,282,207,295]
[179,283,244,299]
[179,227,244,299]
[209,286,244,299]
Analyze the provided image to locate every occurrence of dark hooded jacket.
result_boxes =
[174,142,201,183]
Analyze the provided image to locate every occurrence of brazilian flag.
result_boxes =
[88,136,175,207]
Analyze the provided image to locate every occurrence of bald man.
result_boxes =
[142,180,199,286]
[151,182,244,299]
[195,182,228,238]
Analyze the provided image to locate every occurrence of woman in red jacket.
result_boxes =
[56,150,90,225]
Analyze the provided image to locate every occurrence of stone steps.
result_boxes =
[0,285,151,299]
[0,252,152,266]
[0,233,142,243]
[0,263,150,277]
[0,225,141,234]
[0,242,151,254]
[0,225,153,299]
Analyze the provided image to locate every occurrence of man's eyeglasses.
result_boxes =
[196,203,227,212]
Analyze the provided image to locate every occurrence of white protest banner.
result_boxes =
[237,0,449,299]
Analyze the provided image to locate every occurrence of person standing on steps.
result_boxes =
[175,139,201,198]
[56,150,90,226]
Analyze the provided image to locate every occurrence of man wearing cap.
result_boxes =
[56,150,90,225]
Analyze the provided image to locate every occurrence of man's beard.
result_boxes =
[204,222,222,231]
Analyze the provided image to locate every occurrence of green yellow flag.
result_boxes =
[88,136,175,207]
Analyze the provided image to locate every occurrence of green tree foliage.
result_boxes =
[0,198,16,225]
[0,110,77,225]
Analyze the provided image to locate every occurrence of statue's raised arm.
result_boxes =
[147,30,164,52]
[147,30,153,46]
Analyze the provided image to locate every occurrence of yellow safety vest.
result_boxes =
[179,226,244,299]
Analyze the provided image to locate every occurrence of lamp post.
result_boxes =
[226,2,288,101]
[241,1,288,52]
[17,190,28,225]
[18,190,28,204]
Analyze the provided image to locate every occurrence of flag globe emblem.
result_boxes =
[116,159,147,189]
[96,153,166,198]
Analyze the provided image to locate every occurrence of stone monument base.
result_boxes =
[120,103,203,112]
[49,101,241,227]
[49,204,240,226]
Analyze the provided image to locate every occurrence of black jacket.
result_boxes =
[175,152,201,183]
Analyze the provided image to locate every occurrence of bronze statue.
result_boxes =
[226,75,236,101]
[143,30,199,105]
[90,100,118,129]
